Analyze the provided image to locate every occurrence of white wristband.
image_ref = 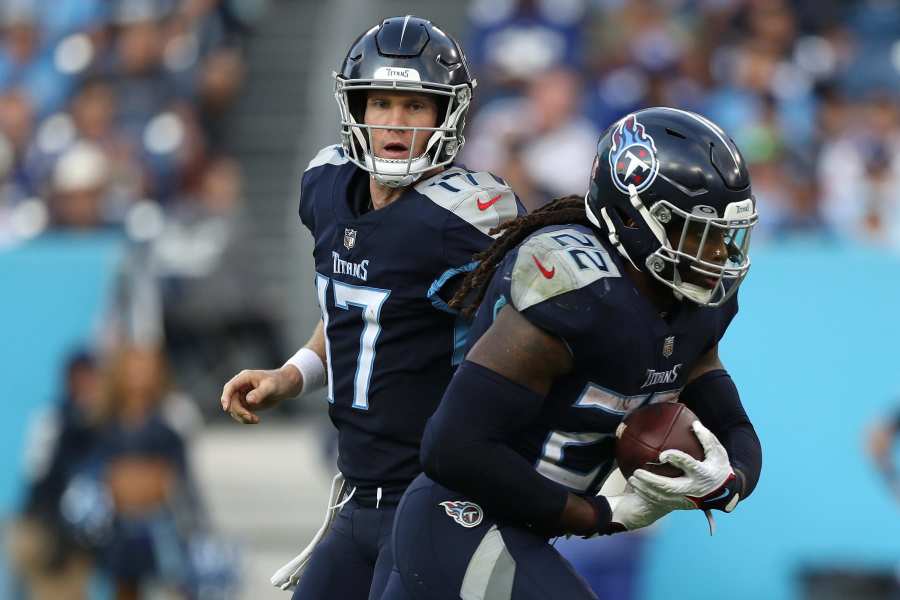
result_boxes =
[284,347,326,396]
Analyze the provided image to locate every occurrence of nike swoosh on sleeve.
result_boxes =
[476,193,502,211]
[532,255,556,279]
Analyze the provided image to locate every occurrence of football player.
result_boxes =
[382,108,763,599]
[219,16,522,600]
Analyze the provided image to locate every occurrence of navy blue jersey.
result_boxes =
[466,224,738,495]
[299,145,522,493]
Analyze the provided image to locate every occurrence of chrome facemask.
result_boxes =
[644,197,757,306]
[333,74,472,188]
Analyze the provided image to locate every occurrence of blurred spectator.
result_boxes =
[101,154,284,415]
[583,0,695,128]
[66,76,144,214]
[462,67,598,210]
[866,407,900,503]
[842,0,900,94]
[0,130,22,244]
[59,343,214,599]
[0,90,38,202]
[150,155,287,415]
[818,94,900,246]
[466,0,587,101]
[7,349,104,600]
[47,141,115,230]
[194,46,245,147]
[0,4,74,117]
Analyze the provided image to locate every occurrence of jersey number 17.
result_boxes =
[316,274,391,410]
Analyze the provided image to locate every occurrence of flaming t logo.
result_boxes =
[439,501,483,528]
[608,115,659,195]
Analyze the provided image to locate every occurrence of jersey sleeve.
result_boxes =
[298,169,314,233]
[507,227,622,356]
[298,144,349,235]
[416,168,524,313]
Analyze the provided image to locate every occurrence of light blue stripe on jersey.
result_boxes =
[452,318,470,366]
[426,261,479,314]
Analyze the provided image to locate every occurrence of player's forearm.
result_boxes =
[303,320,327,364]
[281,320,328,397]
[680,369,762,500]
[423,430,569,529]
[723,421,761,499]
[422,361,580,533]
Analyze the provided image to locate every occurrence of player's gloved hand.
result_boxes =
[628,421,738,513]
[220,366,303,424]
[599,485,672,535]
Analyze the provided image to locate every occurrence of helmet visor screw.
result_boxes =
[656,207,671,224]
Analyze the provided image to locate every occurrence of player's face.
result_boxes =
[668,219,728,289]
[364,91,439,160]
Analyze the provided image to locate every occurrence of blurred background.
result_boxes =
[2,0,900,598]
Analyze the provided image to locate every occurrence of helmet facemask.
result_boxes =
[334,75,472,188]
[646,194,756,306]
[588,184,757,307]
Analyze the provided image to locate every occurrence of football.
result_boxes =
[615,402,705,478]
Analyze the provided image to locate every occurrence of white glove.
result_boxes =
[628,421,736,512]
[604,484,672,533]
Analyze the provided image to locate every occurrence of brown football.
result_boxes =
[615,402,705,478]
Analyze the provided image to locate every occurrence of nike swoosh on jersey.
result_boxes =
[532,255,555,279]
[476,193,502,211]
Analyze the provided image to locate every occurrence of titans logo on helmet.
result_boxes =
[438,501,484,528]
[608,114,659,195]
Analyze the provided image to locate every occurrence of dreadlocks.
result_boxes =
[449,195,599,319]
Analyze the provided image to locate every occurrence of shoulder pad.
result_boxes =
[511,227,621,311]
[305,145,349,172]
[415,167,519,237]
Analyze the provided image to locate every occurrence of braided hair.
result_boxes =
[449,195,600,318]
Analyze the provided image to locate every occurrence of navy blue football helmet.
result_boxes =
[585,107,757,306]
[334,16,475,187]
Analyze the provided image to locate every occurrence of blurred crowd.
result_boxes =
[460,0,900,249]
[0,0,285,407]
[9,345,238,599]
[0,0,260,241]
[1,1,268,597]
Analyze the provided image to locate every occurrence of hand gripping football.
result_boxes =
[615,402,705,478]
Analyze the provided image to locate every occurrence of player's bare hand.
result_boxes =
[220,366,303,425]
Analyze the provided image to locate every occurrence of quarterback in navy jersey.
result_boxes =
[220,16,521,600]
[383,108,763,600]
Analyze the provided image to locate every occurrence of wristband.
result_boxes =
[585,495,618,536]
[284,347,326,396]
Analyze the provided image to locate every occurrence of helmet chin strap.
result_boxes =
[628,184,667,246]
[584,193,642,271]
[364,153,431,188]
[671,269,714,304]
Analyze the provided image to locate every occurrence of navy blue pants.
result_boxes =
[291,497,396,600]
[382,474,598,600]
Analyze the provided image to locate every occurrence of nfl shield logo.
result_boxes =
[343,228,357,250]
[662,336,675,358]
